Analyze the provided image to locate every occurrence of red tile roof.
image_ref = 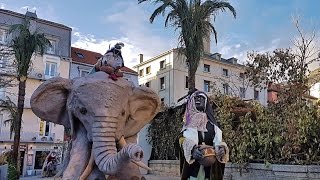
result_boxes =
[71,47,102,65]
[71,47,137,75]
[120,66,138,74]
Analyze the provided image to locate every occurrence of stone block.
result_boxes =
[272,164,307,173]
[307,165,320,173]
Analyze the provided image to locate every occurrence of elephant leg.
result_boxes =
[87,165,106,180]
[63,122,91,179]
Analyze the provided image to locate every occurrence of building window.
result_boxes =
[39,119,45,136]
[145,82,150,87]
[185,76,189,89]
[204,80,210,92]
[46,39,56,54]
[240,87,246,98]
[76,52,85,59]
[146,66,151,74]
[0,87,5,100]
[254,90,259,100]
[223,83,229,94]
[160,60,165,69]
[45,61,57,77]
[34,151,50,169]
[0,29,8,44]
[204,64,210,72]
[160,77,165,90]
[139,69,144,77]
[39,119,51,137]
[222,68,229,77]
[80,69,90,77]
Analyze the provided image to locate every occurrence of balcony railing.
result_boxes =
[0,130,62,143]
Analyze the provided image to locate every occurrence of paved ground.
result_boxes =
[20,174,180,180]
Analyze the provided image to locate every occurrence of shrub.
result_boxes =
[148,93,320,165]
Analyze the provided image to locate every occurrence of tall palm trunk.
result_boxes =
[188,63,197,90]
[12,80,26,173]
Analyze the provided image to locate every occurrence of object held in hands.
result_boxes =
[198,144,216,167]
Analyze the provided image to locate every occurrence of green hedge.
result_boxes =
[148,94,320,165]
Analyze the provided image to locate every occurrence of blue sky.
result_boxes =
[1,0,320,68]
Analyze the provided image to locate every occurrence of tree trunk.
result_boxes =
[187,56,198,91]
[188,67,196,91]
[12,80,26,174]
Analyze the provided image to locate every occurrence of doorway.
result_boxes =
[20,151,25,175]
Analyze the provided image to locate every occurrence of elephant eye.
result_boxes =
[80,107,87,115]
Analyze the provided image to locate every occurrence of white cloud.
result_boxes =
[72,31,153,69]
[20,6,37,12]
[214,37,282,64]
[72,1,174,69]
[0,3,5,9]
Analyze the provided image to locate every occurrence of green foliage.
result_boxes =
[0,152,8,166]
[7,163,19,180]
[148,92,320,164]
[9,17,51,79]
[0,97,18,139]
[0,151,19,180]
[212,92,320,165]
[148,106,184,160]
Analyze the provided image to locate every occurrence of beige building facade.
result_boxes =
[134,49,268,107]
[0,9,72,176]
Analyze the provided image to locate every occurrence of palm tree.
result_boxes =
[8,16,51,171]
[138,0,236,90]
[0,97,18,139]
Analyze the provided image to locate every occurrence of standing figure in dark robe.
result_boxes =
[176,89,229,180]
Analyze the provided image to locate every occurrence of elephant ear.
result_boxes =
[31,77,71,128]
[125,87,161,138]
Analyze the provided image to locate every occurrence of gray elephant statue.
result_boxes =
[30,71,161,180]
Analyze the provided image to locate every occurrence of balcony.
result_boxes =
[0,130,62,143]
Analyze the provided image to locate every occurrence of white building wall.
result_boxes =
[135,49,268,106]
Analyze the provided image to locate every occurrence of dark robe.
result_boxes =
[175,102,225,180]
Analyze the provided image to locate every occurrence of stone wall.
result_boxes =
[148,160,320,180]
[225,163,320,180]
[148,160,180,176]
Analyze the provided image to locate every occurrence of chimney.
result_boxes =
[203,35,211,54]
[203,17,211,54]
[139,54,143,63]
[229,57,238,64]
[211,53,221,61]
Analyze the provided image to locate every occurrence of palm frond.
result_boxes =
[0,97,18,139]
[209,23,218,44]
[202,0,236,18]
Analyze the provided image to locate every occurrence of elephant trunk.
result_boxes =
[92,116,149,175]
[92,116,123,175]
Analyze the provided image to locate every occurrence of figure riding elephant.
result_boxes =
[30,71,161,180]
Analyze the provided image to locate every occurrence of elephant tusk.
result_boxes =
[79,151,94,180]
[118,136,152,171]
[117,135,126,149]
[131,160,152,171]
